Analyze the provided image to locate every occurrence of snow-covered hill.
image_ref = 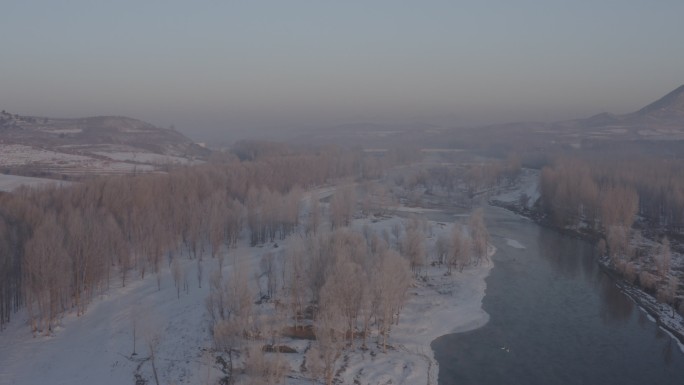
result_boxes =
[0,112,208,177]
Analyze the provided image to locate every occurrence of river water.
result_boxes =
[431,206,684,385]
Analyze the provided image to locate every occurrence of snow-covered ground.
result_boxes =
[0,249,266,385]
[338,215,494,385]
[616,279,684,353]
[0,174,70,192]
[337,257,492,385]
[0,144,92,166]
[93,151,201,166]
[0,205,493,385]
[490,168,540,208]
[394,205,439,214]
[0,144,156,175]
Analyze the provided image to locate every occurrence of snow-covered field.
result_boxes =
[0,144,157,175]
[0,144,92,166]
[0,144,194,176]
[0,174,70,192]
[93,151,201,166]
[0,250,259,385]
[0,204,493,385]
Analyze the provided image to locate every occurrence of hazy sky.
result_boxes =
[1,1,683,141]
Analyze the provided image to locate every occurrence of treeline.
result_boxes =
[539,155,683,315]
[205,210,490,385]
[0,144,414,332]
[393,154,522,199]
[540,156,684,230]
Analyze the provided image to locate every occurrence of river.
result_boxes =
[431,205,684,385]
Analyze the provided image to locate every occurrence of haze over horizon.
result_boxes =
[1,1,683,142]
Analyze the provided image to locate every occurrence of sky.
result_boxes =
[1,1,683,142]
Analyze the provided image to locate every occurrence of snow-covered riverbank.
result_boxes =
[333,251,493,385]
[322,212,494,385]
[490,168,684,354]
[0,209,494,385]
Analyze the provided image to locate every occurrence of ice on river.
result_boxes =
[505,238,526,249]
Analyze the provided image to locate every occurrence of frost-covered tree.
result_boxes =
[23,214,68,334]
[311,305,346,385]
[319,256,365,347]
[657,275,679,317]
[402,223,426,276]
[259,252,278,299]
[469,208,489,265]
[208,260,254,381]
[448,224,472,273]
[306,196,321,236]
[239,344,288,385]
[435,234,450,265]
[285,237,308,330]
[330,186,356,229]
[654,237,671,278]
[372,249,411,352]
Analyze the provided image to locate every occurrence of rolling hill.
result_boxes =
[0,112,209,178]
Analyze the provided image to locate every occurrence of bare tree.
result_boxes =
[197,258,204,289]
[306,196,321,236]
[285,237,308,330]
[139,311,163,385]
[654,237,671,278]
[259,252,278,300]
[469,208,489,265]
[402,223,426,277]
[23,214,69,335]
[305,343,325,383]
[239,344,288,385]
[319,256,365,347]
[209,260,254,382]
[391,222,402,249]
[606,225,631,263]
[600,184,638,229]
[304,232,333,305]
[172,256,183,299]
[312,305,346,385]
[372,249,411,352]
[330,186,356,229]
[448,224,472,273]
[435,234,450,266]
[660,275,679,317]
[208,192,227,259]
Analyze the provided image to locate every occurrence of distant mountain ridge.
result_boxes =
[565,84,684,139]
[578,84,684,125]
[290,84,684,150]
[634,84,684,119]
